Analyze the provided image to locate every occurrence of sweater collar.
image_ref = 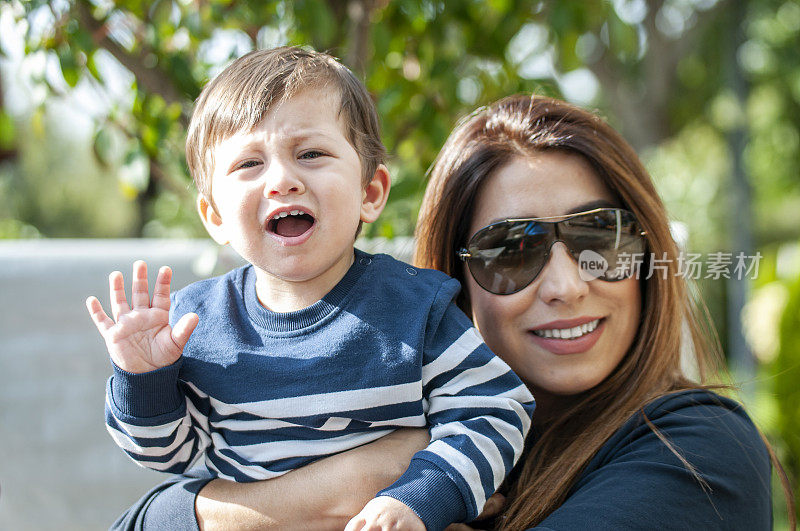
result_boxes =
[243,249,371,332]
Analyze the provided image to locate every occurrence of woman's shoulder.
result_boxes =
[570,388,772,529]
[643,387,750,417]
[530,387,774,530]
[600,388,769,466]
[641,388,759,429]
[637,388,766,453]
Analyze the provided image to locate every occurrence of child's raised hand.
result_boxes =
[86,261,198,374]
[344,496,425,531]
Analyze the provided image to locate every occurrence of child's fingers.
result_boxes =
[131,260,151,309]
[475,492,505,519]
[171,312,198,350]
[343,516,366,531]
[151,266,172,311]
[108,271,130,321]
[86,296,114,334]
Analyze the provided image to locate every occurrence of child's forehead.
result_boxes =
[219,89,347,146]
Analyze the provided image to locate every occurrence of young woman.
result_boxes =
[415,94,793,530]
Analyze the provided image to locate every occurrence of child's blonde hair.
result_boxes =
[186,46,386,202]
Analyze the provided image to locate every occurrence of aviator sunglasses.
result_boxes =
[458,208,647,295]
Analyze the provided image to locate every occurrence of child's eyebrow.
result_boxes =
[227,129,340,153]
[283,129,339,143]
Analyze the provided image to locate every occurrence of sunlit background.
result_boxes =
[0,0,798,528]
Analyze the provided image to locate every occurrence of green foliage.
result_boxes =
[0,104,146,238]
[744,1,800,248]
[3,0,800,250]
[773,269,800,521]
[4,0,564,237]
[0,109,15,150]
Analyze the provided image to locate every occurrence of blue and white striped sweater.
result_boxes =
[105,250,535,529]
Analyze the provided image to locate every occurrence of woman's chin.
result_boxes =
[530,373,607,400]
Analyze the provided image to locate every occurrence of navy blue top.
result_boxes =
[500,389,771,530]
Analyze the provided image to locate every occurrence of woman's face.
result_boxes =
[465,151,641,412]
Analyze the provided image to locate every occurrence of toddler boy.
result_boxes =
[87,46,534,531]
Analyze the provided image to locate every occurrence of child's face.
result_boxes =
[199,88,386,288]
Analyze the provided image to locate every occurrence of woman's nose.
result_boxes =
[264,160,305,197]
[535,242,589,304]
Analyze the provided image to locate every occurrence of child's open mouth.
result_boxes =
[267,209,315,238]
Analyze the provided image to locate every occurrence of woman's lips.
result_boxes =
[528,318,605,355]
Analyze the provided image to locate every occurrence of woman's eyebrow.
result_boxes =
[491,200,620,223]
[566,199,618,214]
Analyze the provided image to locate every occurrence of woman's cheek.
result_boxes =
[471,294,524,365]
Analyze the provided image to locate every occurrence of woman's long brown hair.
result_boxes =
[414,94,795,529]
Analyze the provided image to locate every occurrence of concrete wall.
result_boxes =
[0,238,413,530]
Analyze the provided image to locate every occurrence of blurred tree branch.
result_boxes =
[73,0,187,122]
[579,0,725,149]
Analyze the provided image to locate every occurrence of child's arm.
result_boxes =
[87,260,205,474]
[365,278,535,531]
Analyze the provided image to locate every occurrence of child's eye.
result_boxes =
[235,160,261,170]
[298,150,325,160]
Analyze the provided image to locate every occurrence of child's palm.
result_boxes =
[87,261,198,374]
[108,306,180,372]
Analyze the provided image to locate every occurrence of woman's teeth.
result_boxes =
[533,319,600,340]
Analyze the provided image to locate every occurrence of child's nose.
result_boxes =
[264,161,306,197]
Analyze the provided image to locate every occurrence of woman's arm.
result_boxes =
[196,428,431,530]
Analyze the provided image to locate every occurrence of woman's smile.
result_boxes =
[528,317,605,355]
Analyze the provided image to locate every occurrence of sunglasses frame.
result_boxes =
[458,207,647,295]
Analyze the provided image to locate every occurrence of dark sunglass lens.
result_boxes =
[562,209,646,281]
[466,221,549,294]
[601,234,646,280]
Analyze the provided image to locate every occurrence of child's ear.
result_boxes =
[360,164,391,224]
[197,194,229,245]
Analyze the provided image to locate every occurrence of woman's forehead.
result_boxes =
[471,152,616,228]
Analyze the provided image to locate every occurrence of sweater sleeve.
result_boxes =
[104,361,210,475]
[378,278,536,531]
[104,293,210,475]
[533,391,772,531]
